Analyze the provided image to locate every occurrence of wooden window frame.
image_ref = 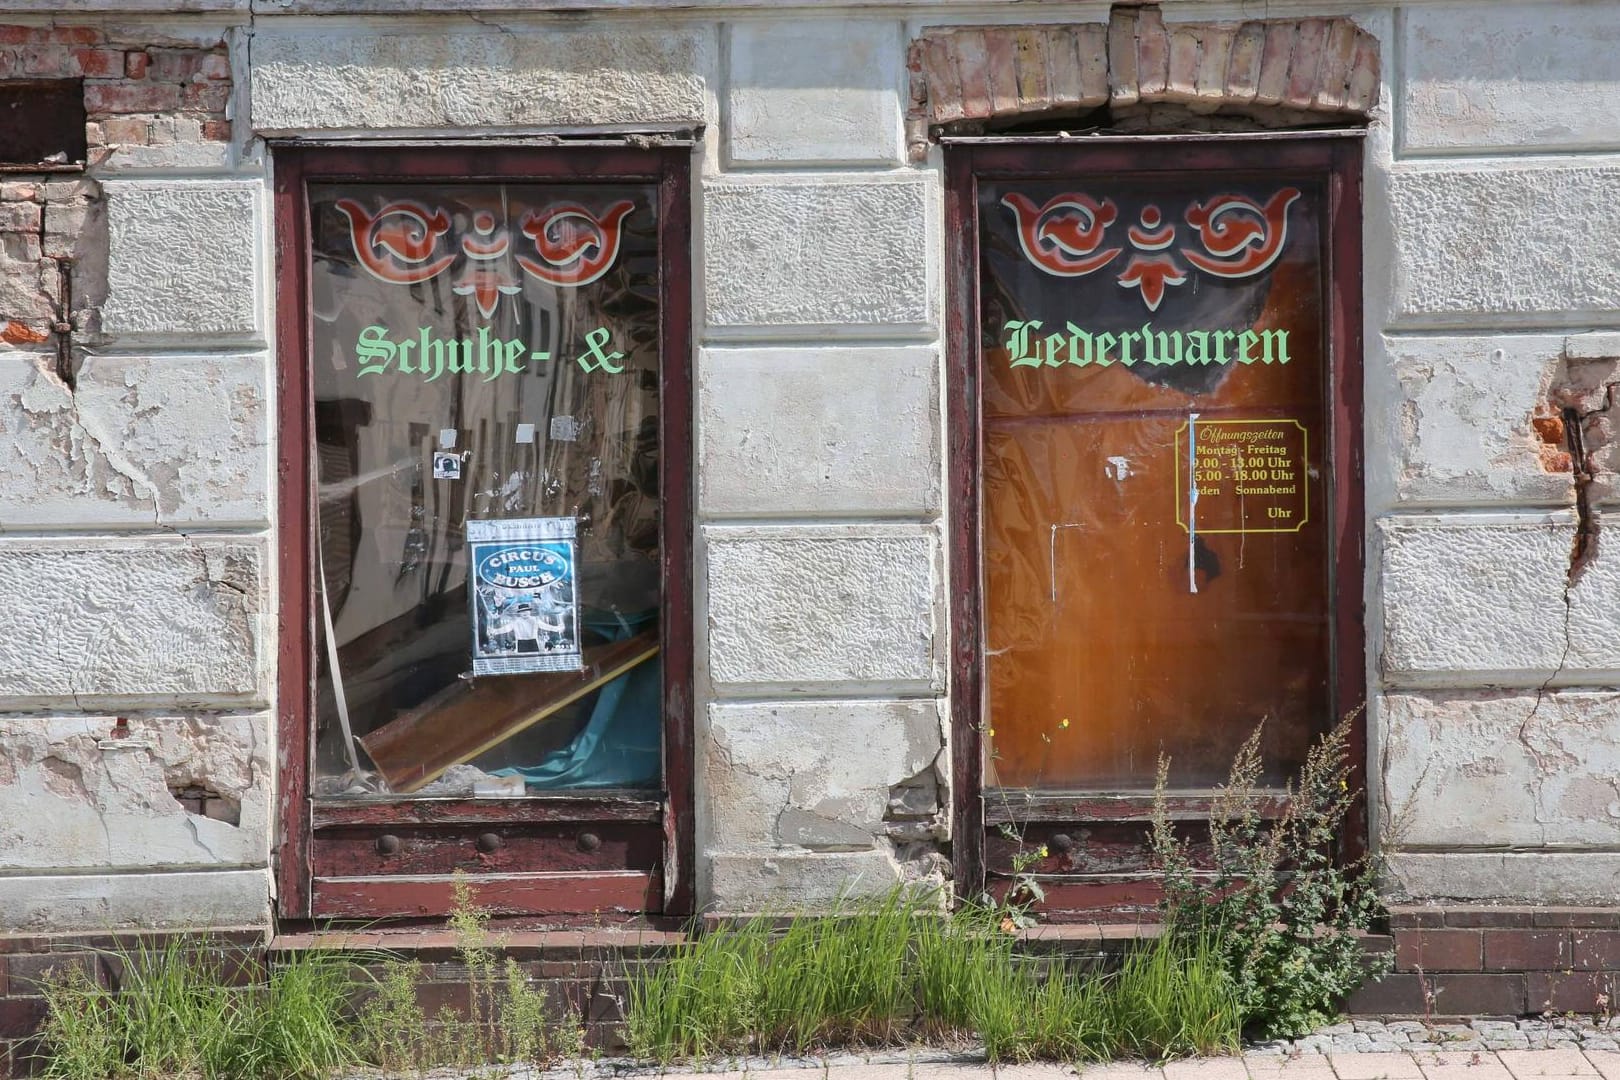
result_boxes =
[943,133,1367,905]
[271,144,695,921]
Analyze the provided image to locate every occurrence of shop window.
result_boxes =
[274,146,693,920]
[0,80,86,168]
[945,135,1365,909]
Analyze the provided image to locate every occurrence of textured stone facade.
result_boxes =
[0,0,1614,980]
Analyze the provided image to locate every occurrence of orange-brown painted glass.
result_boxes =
[979,178,1330,790]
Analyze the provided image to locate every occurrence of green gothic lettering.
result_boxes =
[1004,321,1292,370]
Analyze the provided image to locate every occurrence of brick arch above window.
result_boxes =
[906,5,1380,161]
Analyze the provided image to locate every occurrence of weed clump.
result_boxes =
[1150,711,1388,1039]
[37,876,589,1080]
[623,889,1241,1063]
[38,939,360,1080]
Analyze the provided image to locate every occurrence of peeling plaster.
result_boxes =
[0,715,270,872]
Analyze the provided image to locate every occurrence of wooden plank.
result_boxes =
[983,791,1290,824]
[273,148,314,920]
[944,144,986,901]
[312,822,661,878]
[312,871,660,919]
[312,795,661,829]
[358,631,658,793]
[656,147,698,918]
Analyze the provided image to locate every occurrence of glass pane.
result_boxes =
[979,175,1330,790]
[309,182,663,798]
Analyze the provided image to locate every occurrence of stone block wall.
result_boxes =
[0,0,1614,953]
[0,13,272,934]
[699,15,950,907]
[1362,2,1620,907]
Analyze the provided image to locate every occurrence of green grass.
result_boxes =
[37,938,364,1080]
[623,889,1243,1064]
[38,891,1242,1076]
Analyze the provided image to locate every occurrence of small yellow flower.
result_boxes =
[1059,717,1070,730]
[1037,845,1050,858]
[987,727,995,738]
[1339,779,1349,792]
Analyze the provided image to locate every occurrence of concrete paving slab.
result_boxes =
[1413,1050,1515,1080]
[1585,1053,1620,1080]
[995,1065,1081,1080]
[1330,1053,1428,1080]
[1073,1064,1164,1080]
[1164,1059,1251,1080]
[1498,1051,1599,1078]
[1242,1056,1339,1080]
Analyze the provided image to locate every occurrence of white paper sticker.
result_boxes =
[550,415,580,442]
[514,423,536,444]
[432,451,462,480]
[438,428,458,449]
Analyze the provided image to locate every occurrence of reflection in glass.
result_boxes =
[309,183,662,799]
[978,178,1331,791]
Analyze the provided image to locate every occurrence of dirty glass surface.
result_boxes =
[979,176,1331,791]
[309,182,662,798]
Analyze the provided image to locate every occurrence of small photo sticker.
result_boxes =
[432,451,462,480]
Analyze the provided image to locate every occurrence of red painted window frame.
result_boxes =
[942,133,1367,905]
[271,144,696,921]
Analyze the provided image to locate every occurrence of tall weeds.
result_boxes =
[623,889,1242,1064]
[37,939,362,1080]
[1150,710,1388,1039]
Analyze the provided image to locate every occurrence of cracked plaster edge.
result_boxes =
[0,869,272,932]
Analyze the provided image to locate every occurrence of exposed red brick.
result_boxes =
[3,953,97,997]
[1076,24,1109,103]
[1527,970,1617,1014]
[1165,25,1200,103]
[47,26,101,45]
[984,27,1019,117]
[1135,6,1170,96]
[68,47,120,78]
[1483,929,1570,971]
[0,998,47,1042]
[1010,28,1050,115]
[1254,21,1296,106]
[101,116,149,146]
[1427,972,1527,1017]
[1388,906,1447,929]
[1195,26,1235,103]
[83,80,182,114]
[19,46,72,77]
[906,10,1380,160]
[1314,18,1359,111]
[1574,930,1620,970]
[0,26,31,45]
[1225,21,1265,104]
[1394,928,1482,972]
[123,49,148,79]
[921,36,964,124]
[1444,905,1541,927]
[198,51,231,81]
[1347,35,1380,114]
[202,119,232,142]
[1283,18,1329,110]
[952,29,992,124]
[180,80,230,112]
[147,46,208,82]
[1107,6,1141,106]
[0,322,50,346]
[1534,907,1620,928]
[1343,972,1430,1015]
